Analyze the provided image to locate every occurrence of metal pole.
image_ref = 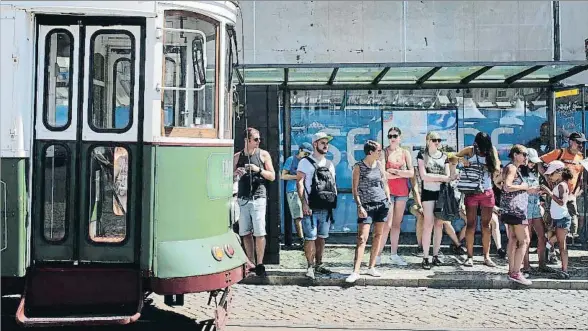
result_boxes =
[282,89,293,247]
[553,1,561,61]
[547,88,557,150]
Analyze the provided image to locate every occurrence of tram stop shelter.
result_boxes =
[232,60,588,264]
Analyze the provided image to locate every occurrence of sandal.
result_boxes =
[484,258,496,267]
[553,270,570,280]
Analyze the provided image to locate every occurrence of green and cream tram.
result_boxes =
[0,1,246,327]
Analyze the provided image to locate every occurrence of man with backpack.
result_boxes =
[296,132,338,280]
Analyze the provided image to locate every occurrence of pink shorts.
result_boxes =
[464,189,495,208]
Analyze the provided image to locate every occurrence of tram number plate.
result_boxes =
[214,287,233,330]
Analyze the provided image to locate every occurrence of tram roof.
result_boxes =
[234,61,588,90]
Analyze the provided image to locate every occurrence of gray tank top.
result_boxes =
[356,160,387,204]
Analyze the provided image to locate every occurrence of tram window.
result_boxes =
[89,32,134,132]
[43,30,73,130]
[42,145,69,242]
[88,146,129,244]
[223,26,236,139]
[162,11,218,137]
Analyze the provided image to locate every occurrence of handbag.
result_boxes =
[434,183,460,221]
[456,146,485,194]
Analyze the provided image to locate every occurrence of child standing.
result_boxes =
[542,161,573,279]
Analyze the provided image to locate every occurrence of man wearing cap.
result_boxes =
[281,143,312,247]
[540,132,586,238]
[296,132,337,280]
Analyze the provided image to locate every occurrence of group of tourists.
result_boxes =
[233,126,586,286]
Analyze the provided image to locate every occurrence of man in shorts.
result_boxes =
[297,132,337,280]
[281,143,312,247]
[233,127,276,276]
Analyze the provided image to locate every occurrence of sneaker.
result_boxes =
[421,258,431,270]
[484,258,496,267]
[315,264,332,275]
[255,264,267,277]
[508,272,532,286]
[463,257,474,267]
[375,255,382,266]
[497,248,507,259]
[345,272,360,283]
[452,243,466,256]
[390,254,408,266]
[432,255,443,266]
[366,267,381,277]
[305,266,315,280]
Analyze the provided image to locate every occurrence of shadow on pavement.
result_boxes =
[1,296,220,331]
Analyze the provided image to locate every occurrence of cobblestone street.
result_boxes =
[149,285,588,330]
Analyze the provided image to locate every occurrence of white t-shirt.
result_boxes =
[297,155,336,196]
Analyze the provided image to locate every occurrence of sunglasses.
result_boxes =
[520,152,528,157]
[388,134,399,139]
[431,139,442,143]
[252,137,261,142]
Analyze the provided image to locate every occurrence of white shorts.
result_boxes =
[238,197,267,237]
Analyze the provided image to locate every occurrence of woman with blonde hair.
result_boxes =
[416,132,457,269]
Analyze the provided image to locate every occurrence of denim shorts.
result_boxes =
[302,209,331,241]
[390,195,409,203]
[553,217,572,231]
[238,197,267,237]
[527,203,542,220]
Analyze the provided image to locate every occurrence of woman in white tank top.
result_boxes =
[542,161,573,279]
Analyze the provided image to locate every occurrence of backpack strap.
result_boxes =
[305,155,318,169]
[556,148,565,161]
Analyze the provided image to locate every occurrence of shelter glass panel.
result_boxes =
[333,67,385,84]
[380,67,433,83]
[427,66,484,83]
[289,68,333,84]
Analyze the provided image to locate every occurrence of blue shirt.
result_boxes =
[282,155,300,192]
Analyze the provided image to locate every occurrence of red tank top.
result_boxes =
[385,147,410,197]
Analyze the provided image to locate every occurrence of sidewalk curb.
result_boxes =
[240,274,588,290]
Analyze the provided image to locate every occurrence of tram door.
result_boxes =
[32,18,143,264]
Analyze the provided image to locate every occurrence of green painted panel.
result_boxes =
[155,231,247,278]
[1,158,28,277]
[154,146,233,242]
[140,145,154,272]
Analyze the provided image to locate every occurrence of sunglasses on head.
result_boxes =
[388,134,399,139]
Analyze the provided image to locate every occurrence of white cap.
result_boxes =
[526,148,542,164]
[312,132,333,144]
[544,160,565,175]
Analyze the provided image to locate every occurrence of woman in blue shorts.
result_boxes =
[522,148,551,273]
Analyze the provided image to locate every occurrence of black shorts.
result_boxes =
[501,214,528,225]
[421,189,439,202]
[358,201,389,224]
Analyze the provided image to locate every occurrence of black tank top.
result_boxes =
[236,149,267,199]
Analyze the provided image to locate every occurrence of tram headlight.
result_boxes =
[224,244,235,258]
[211,246,224,261]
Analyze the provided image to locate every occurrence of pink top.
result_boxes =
[385,147,410,197]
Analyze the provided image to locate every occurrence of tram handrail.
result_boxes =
[1,180,7,252]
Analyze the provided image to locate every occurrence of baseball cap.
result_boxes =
[544,160,565,175]
[526,148,542,164]
[569,132,587,142]
[300,142,312,153]
[312,132,333,144]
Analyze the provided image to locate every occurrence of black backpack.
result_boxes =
[305,156,338,211]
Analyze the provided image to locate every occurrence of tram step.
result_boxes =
[16,266,143,326]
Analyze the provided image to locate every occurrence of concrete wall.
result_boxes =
[560,1,588,84]
[236,1,556,64]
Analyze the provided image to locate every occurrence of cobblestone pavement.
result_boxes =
[148,285,588,330]
[271,246,588,280]
[2,286,587,330]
